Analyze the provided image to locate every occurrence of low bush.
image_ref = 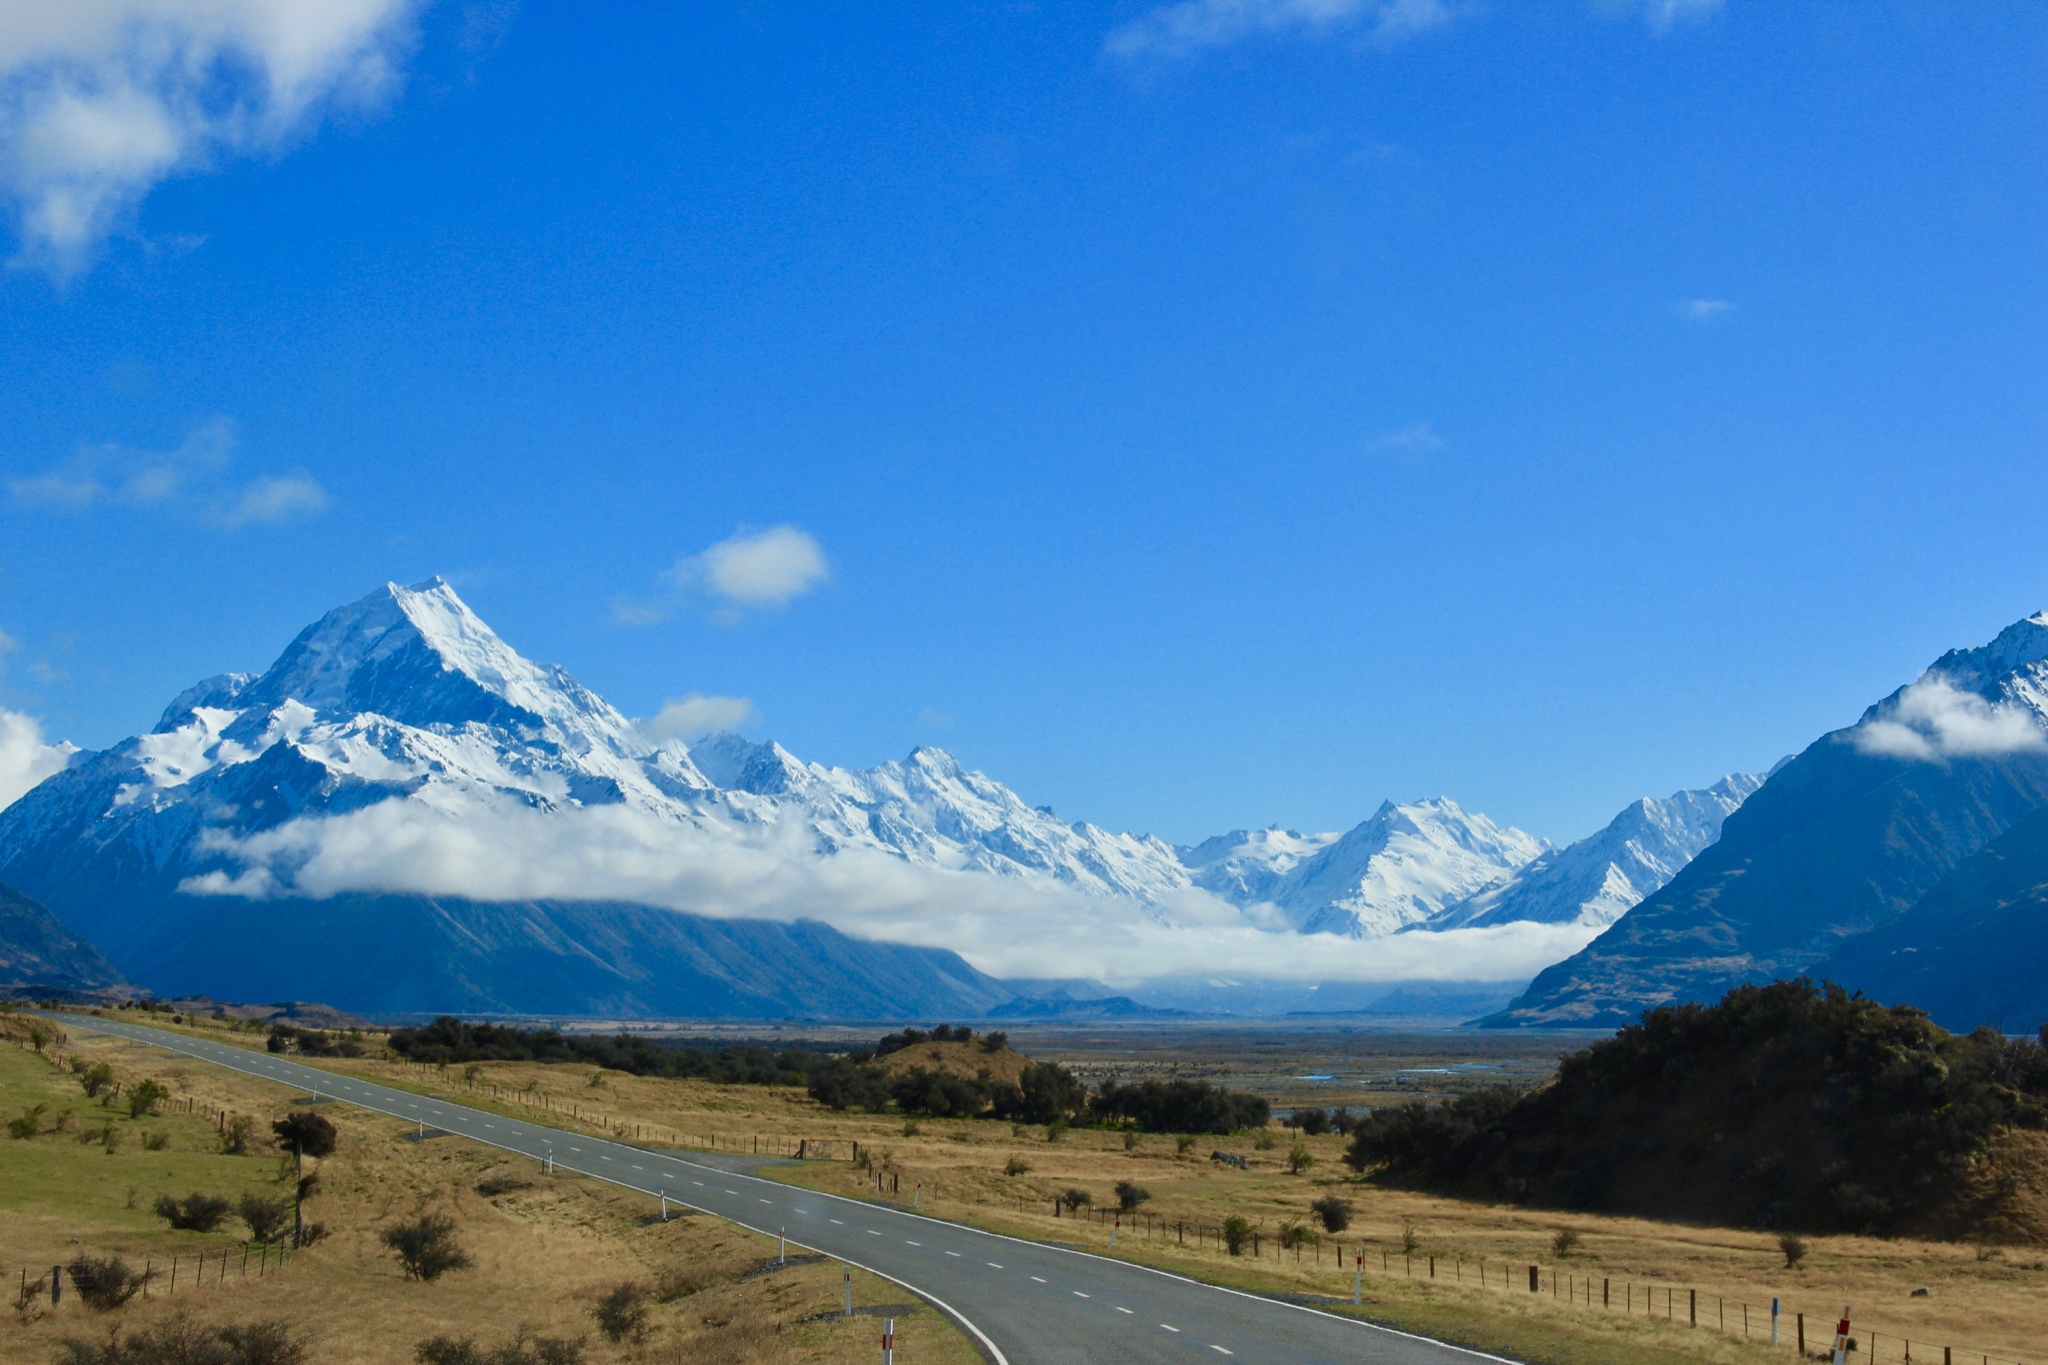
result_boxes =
[7,1103,46,1139]
[1310,1195,1351,1233]
[1286,1142,1313,1174]
[125,1080,167,1120]
[220,1116,254,1155]
[78,1063,115,1098]
[240,1192,293,1244]
[1221,1215,1253,1256]
[475,1173,532,1197]
[140,1131,168,1152]
[1780,1233,1808,1269]
[382,1214,472,1282]
[414,1329,584,1365]
[1004,1155,1030,1177]
[1551,1227,1581,1258]
[57,1314,305,1365]
[1113,1180,1149,1212]
[1279,1222,1319,1250]
[66,1256,150,1311]
[155,1192,232,1233]
[1062,1187,1092,1212]
[591,1283,647,1343]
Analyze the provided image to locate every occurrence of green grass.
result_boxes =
[0,1041,286,1257]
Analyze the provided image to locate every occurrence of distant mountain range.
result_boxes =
[0,578,1763,1015]
[1491,611,2048,1032]
[0,879,123,996]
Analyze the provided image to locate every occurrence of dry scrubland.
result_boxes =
[0,1017,979,1365]
[46,1013,2048,1365]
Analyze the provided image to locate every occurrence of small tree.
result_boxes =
[1310,1195,1351,1233]
[1779,1233,1808,1269]
[1114,1180,1150,1212]
[1062,1187,1092,1213]
[126,1080,168,1119]
[980,1031,1009,1053]
[1221,1215,1253,1256]
[154,1193,233,1233]
[463,1064,484,1089]
[78,1063,116,1099]
[273,1112,337,1247]
[1279,1222,1319,1250]
[65,1256,151,1311]
[240,1192,294,1244]
[591,1283,647,1343]
[382,1214,472,1282]
[1175,1135,1196,1156]
[1551,1227,1581,1258]
[1286,1142,1314,1175]
[1004,1155,1031,1177]
[1123,1130,1139,1152]
[1046,1119,1068,1143]
[1400,1220,1421,1256]
[221,1115,255,1156]
[7,1102,46,1138]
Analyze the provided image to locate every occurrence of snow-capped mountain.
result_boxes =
[1431,774,1766,931]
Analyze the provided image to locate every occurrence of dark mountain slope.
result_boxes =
[1486,734,2048,1027]
[1818,801,2048,1034]
[0,878,124,993]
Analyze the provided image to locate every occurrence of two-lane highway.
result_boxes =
[57,1014,1515,1365]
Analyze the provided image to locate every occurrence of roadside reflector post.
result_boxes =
[883,1317,895,1365]
[659,1194,668,1221]
[1832,1304,1852,1365]
[1354,1256,1363,1304]
[844,1265,853,1317]
[1110,1217,1118,1250]
[780,1227,786,1264]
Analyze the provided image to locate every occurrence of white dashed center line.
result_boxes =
[1073,1291,1089,1298]
[830,1219,844,1225]
[986,1263,1002,1269]
[945,1251,960,1258]
[1210,1347,1233,1356]
[906,1241,921,1247]
[1160,1324,1180,1333]
[1029,1276,1045,1283]
[1115,1306,1133,1314]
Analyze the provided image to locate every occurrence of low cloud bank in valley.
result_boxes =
[181,793,1599,985]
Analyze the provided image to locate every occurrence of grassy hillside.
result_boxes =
[1352,979,2048,1241]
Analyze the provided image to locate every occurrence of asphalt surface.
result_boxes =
[57,1013,1517,1365]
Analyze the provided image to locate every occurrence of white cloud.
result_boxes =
[7,416,327,528]
[0,706,77,810]
[1105,0,1454,59]
[640,693,756,742]
[667,525,830,609]
[1850,674,2048,763]
[178,790,1599,984]
[1677,297,1734,321]
[0,0,422,275]
[1367,420,1446,455]
[1642,0,1722,34]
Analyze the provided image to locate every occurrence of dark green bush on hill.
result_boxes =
[1345,979,2048,1236]
[388,1017,820,1086]
[1091,1079,1270,1134]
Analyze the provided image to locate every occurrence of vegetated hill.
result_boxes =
[874,1031,1033,1088]
[1352,979,2048,1240]
[1815,801,2048,1033]
[0,878,123,995]
[1489,611,2048,1027]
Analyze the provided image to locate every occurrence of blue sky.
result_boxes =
[2,0,2046,847]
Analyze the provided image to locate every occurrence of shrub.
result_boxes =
[414,1329,585,1365]
[1062,1187,1092,1212]
[86,1121,123,1153]
[1253,1129,1276,1151]
[155,1192,232,1233]
[1400,1220,1421,1256]
[1175,1135,1196,1156]
[272,1112,337,1160]
[382,1214,472,1281]
[1114,1180,1150,1212]
[476,1174,532,1197]
[654,1266,717,1302]
[590,1282,647,1343]
[66,1256,151,1311]
[1004,1155,1031,1177]
[902,1120,921,1137]
[1551,1227,1581,1258]
[1091,1078,1270,1135]
[78,1063,116,1098]
[1286,1142,1313,1175]
[806,1059,892,1113]
[1311,1195,1351,1233]
[57,1314,306,1365]
[240,1192,293,1244]
[1279,1222,1319,1250]
[221,1116,254,1155]
[126,1080,167,1119]
[6,1103,45,1138]
[1286,1107,1331,1135]
[141,1131,169,1151]
[1779,1233,1808,1269]
[1046,1119,1068,1143]
[1221,1215,1253,1256]
[1123,1130,1140,1151]
[981,1031,1009,1053]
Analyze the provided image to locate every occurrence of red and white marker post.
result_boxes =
[1832,1304,1853,1365]
[1354,1255,1363,1304]
[882,1317,895,1365]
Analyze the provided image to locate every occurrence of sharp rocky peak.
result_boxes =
[1924,610,2048,693]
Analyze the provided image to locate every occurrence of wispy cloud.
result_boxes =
[179,790,1602,984]
[0,706,76,811]
[618,524,830,624]
[1105,0,1455,59]
[1677,297,1734,321]
[639,693,756,742]
[1367,421,1447,456]
[7,417,329,528]
[1643,0,1723,34]
[1850,674,2048,763]
[0,0,424,276]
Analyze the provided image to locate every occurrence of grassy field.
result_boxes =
[62,1010,2048,1364]
[0,1020,982,1365]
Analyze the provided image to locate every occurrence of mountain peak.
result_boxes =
[1926,609,2048,694]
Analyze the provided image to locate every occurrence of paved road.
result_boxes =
[58,1013,1514,1365]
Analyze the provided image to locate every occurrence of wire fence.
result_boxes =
[13,1239,301,1314]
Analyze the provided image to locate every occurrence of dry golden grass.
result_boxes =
[112,1012,2048,1364]
[0,1025,982,1365]
[876,1039,1029,1088]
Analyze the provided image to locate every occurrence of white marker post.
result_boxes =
[659,1194,669,1222]
[1832,1304,1853,1365]
[883,1317,895,1365]
[913,1183,921,1210]
[843,1265,853,1317]
[1109,1217,1118,1250]
[1771,1298,1779,1347]
[1355,1255,1363,1304]
[780,1227,786,1264]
